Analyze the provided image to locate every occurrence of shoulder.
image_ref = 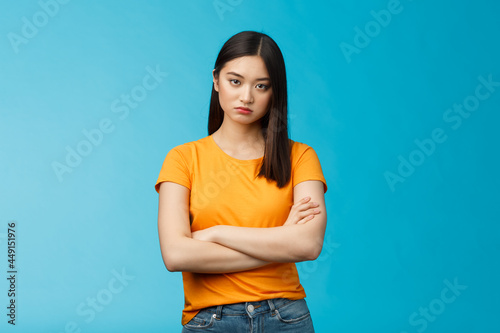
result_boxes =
[166,136,211,158]
[288,138,327,192]
[289,139,311,152]
[289,139,318,163]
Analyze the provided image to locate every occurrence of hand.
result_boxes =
[284,196,321,226]
[191,227,216,242]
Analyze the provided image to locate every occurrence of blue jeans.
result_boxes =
[181,298,314,332]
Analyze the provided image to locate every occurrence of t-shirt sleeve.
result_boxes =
[154,147,191,193]
[292,145,328,193]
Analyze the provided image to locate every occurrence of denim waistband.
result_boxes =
[201,298,300,319]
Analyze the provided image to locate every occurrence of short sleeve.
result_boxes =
[292,145,328,193]
[154,147,191,193]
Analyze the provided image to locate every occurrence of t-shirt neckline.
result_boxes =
[208,134,264,164]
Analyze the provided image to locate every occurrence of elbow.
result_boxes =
[298,239,324,262]
[300,247,321,262]
[162,249,182,272]
[165,260,179,273]
[160,236,192,272]
[306,245,323,261]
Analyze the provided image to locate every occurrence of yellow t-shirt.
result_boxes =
[155,135,327,325]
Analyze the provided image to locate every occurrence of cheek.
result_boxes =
[219,84,235,101]
[217,86,229,104]
[260,93,272,108]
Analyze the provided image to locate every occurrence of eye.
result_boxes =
[229,79,240,85]
[256,84,269,90]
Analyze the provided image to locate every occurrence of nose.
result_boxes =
[240,86,253,104]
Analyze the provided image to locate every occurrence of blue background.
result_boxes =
[1,0,499,332]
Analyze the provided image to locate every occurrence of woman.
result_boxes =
[155,31,328,332]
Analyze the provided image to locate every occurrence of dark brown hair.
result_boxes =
[208,31,291,188]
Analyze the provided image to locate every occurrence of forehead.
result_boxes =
[221,56,269,77]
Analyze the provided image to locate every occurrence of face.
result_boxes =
[213,55,272,126]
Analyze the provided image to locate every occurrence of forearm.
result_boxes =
[161,236,271,274]
[209,223,325,263]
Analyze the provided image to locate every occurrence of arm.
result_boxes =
[157,181,271,273]
[194,180,327,263]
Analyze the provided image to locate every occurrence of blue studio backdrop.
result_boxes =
[1,1,499,332]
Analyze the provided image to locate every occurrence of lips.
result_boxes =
[236,107,252,112]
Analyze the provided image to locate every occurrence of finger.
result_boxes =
[296,201,319,212]
[301,196,311,203]
[306,202,320,210]
[298,214,315,224]
[297,207,320,217]
[292,208,316,222]
[291,197,310,210]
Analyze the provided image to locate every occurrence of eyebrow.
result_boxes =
[225,71,270,81]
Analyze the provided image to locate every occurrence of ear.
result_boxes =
[212,69,219,92]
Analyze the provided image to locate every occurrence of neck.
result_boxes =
[215,118,264,146]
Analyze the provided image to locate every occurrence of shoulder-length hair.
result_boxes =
[208,31,291,188]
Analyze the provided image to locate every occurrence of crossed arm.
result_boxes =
[157,180,327,274]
